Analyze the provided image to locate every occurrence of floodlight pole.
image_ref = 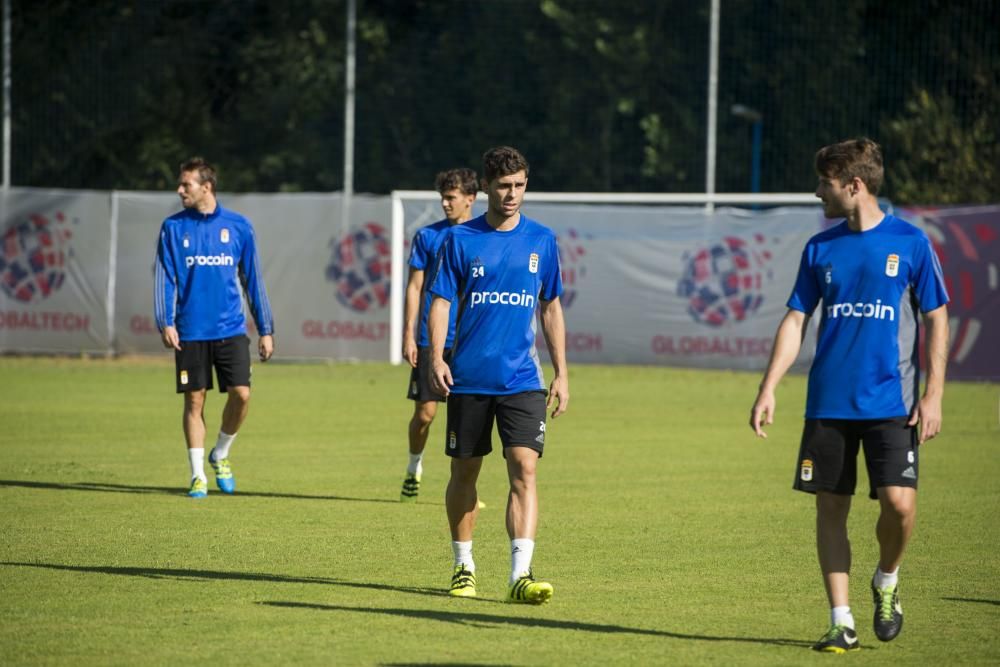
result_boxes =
[341,0,356,233]
[731,104,763,193]
[2,0,11,191]
[704,0,720,213]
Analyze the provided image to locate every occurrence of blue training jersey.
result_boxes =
[788,214,948,419]
[154,203,274,341]
[409,219,460,348]
[429,213,563,395]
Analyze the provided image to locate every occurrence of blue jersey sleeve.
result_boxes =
[408,229,431,271]
[429,233,460,303]
[541,234,563,300]
[787,242,821,315]
[238,225,275,336]
[153,223,177,331]
[912,235,949,313]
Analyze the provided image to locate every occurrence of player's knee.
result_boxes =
[184,390,207,412]
[879,488,916,520]
[816,492,851,520]
[229,386,251,405]
[414,402,436,426]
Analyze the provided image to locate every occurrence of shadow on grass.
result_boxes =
[0,478,406,504]
[259,600,814,648]
[942,597,1000,606]
[0,561,468,601]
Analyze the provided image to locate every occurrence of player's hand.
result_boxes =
[431,359,452,397]
[749,389,775,438]
[547,375,569,418]
[403,337,418,368]
[259,334,274,362]
[161,326,182,351]
[908,393,942,444]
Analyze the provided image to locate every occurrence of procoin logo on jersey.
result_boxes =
[529,253,539,274]
[221,228,230,243]
[885,253,899,277]
[186,253,235,268]
[800,459,814,482]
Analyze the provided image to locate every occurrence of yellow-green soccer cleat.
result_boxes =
[188,477,208,499]
[812,624,861,653]
[400,473,421,502]
[506,570,553,605]
[208,449,235,494]
[448,565,476,597]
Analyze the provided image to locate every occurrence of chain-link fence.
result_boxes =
[11,0,1000,202]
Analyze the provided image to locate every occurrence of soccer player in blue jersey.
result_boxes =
[399,167,478,502]
[428,146,569,604]
[750,138,949,653]
[154,157,275,499]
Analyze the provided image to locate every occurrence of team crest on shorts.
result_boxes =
[800,458,814,482]
[180,370,189,385]
[448,431,457,449]
[529,253,539,274]
[885,253,899,277]
[221,228,230,243]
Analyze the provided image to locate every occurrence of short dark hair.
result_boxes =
[434,167,478,196]
[814,138,884,195]
[179,156,218,192]
[482,146,529,183]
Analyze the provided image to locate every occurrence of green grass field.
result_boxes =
[1,357,998,666]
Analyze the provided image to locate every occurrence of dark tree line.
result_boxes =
[12,0,999,203]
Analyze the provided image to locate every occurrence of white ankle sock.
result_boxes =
[510,538,535,584]
[188,448,205,481]
[407,453,423,476]
[831,606,854,629]
[874,566,899,589]
[452,541,474,572]
[212,431,236,460]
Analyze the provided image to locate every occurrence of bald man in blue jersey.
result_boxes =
[155,157,274,499]
[429,146,568,604]
[750,138,949,653]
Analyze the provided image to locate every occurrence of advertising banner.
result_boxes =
[0,189,112,354]
[521,203,825,370]
[114,192,394,360]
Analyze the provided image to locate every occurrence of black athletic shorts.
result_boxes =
[794,417,918,499]
[174,335,252,393]
[406,347,449,403]
[445,390,547,459]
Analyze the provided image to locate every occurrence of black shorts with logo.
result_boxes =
[406,347,449,403]
[174,335,252,393]
[445,390,547,459]
[794,417,918,499]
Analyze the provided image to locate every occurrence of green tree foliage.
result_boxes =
[885,89,997,204]
[9,0,999,203]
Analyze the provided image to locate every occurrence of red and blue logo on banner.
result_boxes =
[324,222,392,313]
[678,234,775,327]
[1,212,77,303]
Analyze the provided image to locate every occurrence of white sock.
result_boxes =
[188,448,205,481]
[452,541,474,572]
[510,538,535,584]
[831,606,855,629]
[407,453,423,477]
[874,566,899,589]
[212,431,237,460]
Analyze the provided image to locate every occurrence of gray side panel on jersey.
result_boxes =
[897,285,920,412]
[530,314,546,389]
